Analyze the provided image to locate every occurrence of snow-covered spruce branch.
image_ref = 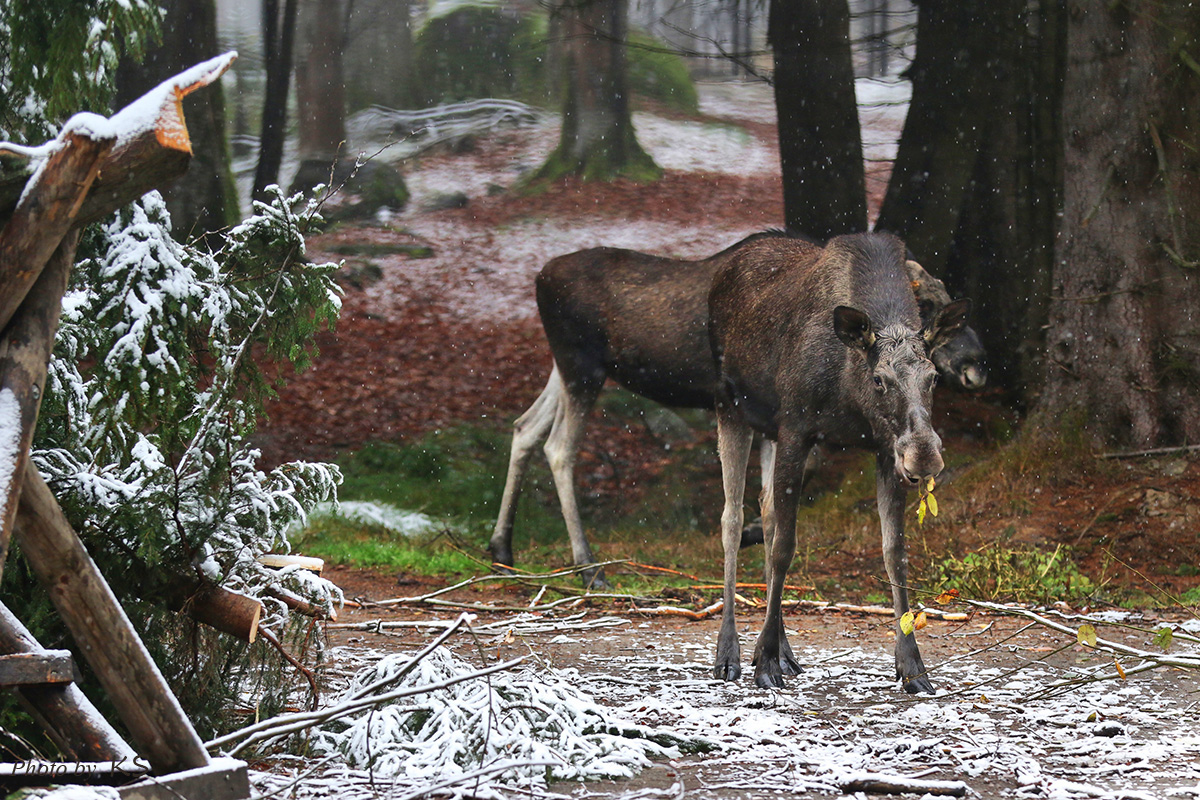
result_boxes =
[208,611,478,753]
[213,653,526,757]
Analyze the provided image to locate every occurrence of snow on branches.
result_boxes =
[34,187,343,631]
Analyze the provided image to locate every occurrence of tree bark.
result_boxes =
[253,0,300,201]
[527,0,660,185]
[115,0,239,243]
[1036,2,1200,447]
[770,0,866,239]
[874,0,1056,391]
[294,0,347,167]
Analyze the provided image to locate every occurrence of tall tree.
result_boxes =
[1036,3,1200,447]
[343,0,416,111]
[293,0,347,173]
[770,0,866,239]
[527,0,660,185]
[115,0,238,242]
[874,0,1060,391]
[252,0,299,201]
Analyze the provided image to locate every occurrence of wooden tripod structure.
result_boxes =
[0,54,250,798]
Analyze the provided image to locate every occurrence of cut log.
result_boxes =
[257,553,324,574]
[164,580,262,643]
[0,651,76,685]
[0,234,79,582]
[0,53,238,232]
[0,601,136,763]
[13,463,210,775]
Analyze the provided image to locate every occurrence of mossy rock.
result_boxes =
[290,159,409,220]
[414,4,550,106]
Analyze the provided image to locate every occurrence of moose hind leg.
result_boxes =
[714,410,754,682]
[544,381,607,590]
[877,454,934,694]
[489,368,563,569]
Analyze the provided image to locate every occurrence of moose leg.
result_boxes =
[752,432,807,688]
[489,368,564,569]
[877,453,934,694]
[757,439,803,677]
[714,409,753,681]
[544,380,608,590]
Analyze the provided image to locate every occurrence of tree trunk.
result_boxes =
[770,0,866,239]
[294,0,347,167]
[344,0,415,111]
[115,0,239,243]
[527,0,660,186]
[875,0,1056,392]
[253,0,300,201]
[1036,3,1200,447]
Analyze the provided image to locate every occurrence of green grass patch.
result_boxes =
[291,514,478,574]
[923,543,1097,605]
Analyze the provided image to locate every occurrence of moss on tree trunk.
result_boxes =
[523,0,660,190]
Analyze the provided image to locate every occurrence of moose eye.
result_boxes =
[872,375,884,389]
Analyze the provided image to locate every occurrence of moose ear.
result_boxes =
[923,298,973,349]
[834,306,875,351]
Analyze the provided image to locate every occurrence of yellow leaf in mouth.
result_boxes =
[899,610,915,636]
[914,611,928,630]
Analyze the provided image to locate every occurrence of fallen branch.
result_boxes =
[631,600,724,620]
[330,611,630,637]
[258,626,319,711]
[839,771,969,797]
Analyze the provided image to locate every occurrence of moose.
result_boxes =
[490,230,984,590]
[708,232,969,692]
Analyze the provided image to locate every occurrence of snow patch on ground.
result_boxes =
[305,500,447,537]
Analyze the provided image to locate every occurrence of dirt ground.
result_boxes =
[261,565,1200,799]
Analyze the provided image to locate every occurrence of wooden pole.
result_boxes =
[0,601,137,763]
[13,464,210,774]
[0,131,112,335]
[0,233,80,581]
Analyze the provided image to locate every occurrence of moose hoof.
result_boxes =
[900,673,935,694]
[754,666,786,689]
[579,567,611,592]
[780,656,803,677]
[714,660,742,682]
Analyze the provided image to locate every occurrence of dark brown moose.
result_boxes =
[708,232,970,692]
[490,231,982,591]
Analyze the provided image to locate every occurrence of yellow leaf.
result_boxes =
[1114,658,1126,680]
[915,611,928,630]
[1077,623,1098,648]
[917,497,927,526]
[927,492,939,517]
[899,610,915,636]
[934,588,960,605]
[927,477,936,493]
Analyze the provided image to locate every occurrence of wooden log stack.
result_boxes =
[0,53,252,797]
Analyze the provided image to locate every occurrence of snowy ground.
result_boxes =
[248,606,1200,799]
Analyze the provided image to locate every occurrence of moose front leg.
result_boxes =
[714,409,753,682]
[752,432,808,688]
[756,439,802,679]
[876,453,934,694]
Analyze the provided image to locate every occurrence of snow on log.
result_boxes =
[257,553,325,574]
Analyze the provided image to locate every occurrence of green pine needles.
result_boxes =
[13,188,345,738]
